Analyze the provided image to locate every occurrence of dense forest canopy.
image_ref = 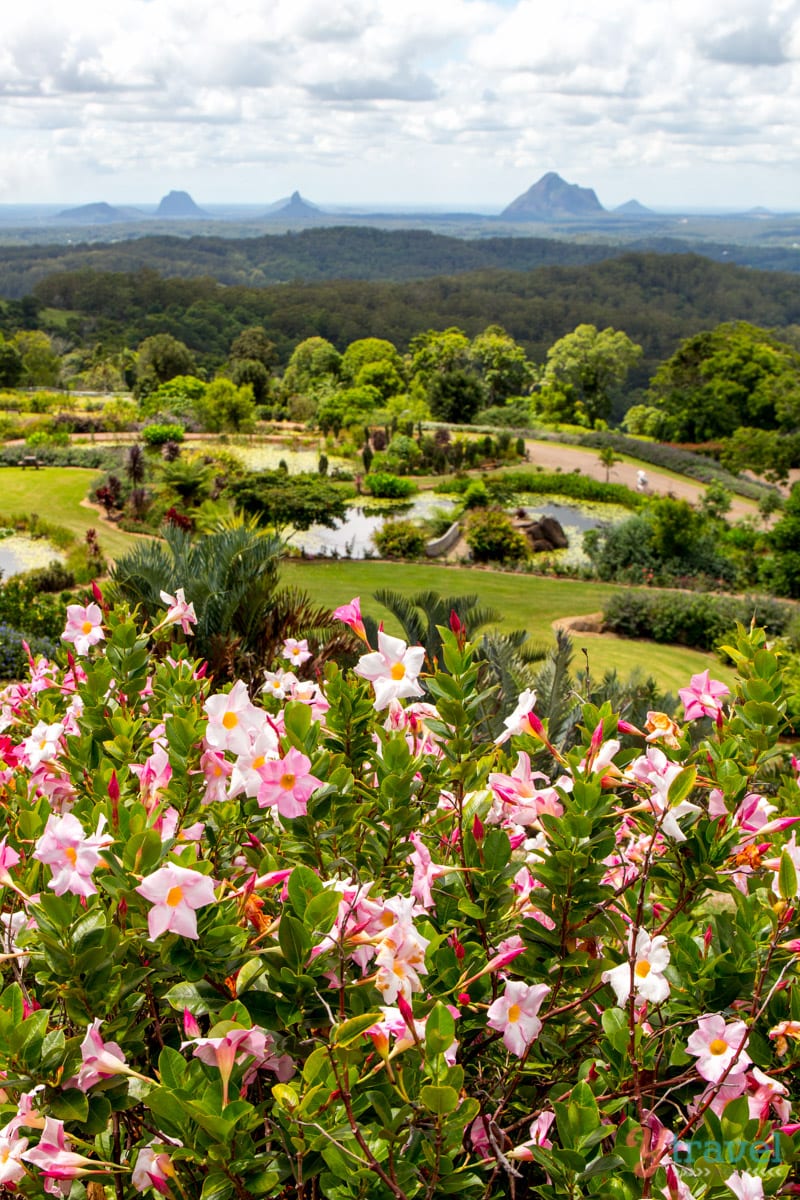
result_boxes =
[0,226,799,300]
[22,253,800,386]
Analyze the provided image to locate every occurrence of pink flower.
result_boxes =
[0,1124,28,1186]
[726,1172,764,1200]
[73,1019,132,1092]
[661,1163,695,1200]
[602,930,671,1007]
[33,813,112,898]
[0,836,20,886]
[257,747,322,818]
[283,637,311,666]
[407,831,448,909]
[22,1116,103,1181]
[487,981,549,1057]
[131,744,172,813]
[135,863,216,940]
[158,588,196,635]
[21,721,64,771]
[204,680,265,756]
[488,751,564,826]
[495,688,539,745]
[354,631,425,711]
[184,1026,291,1105]
[679,670,729,725]
[61,604,104,655]
[686,1014,751,1083]
[132,1142,177,1195]
[199,749,233,805]
[333,596,367,642]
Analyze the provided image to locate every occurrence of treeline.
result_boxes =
[24,252,800,384]
[1,226,800,301]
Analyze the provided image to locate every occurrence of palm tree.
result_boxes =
[108,516,357,684]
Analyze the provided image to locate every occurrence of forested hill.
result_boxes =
[31,253,800,382]
[1,226,799,299]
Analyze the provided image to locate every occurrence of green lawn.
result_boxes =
[0,466,138,559]
[282,559,737,694]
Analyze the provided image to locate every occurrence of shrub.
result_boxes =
[22,560,75,593]
[373,519,427,559]
[465,507,529,563]
[142,422,185,447]
[363,471,418,499]
[0,621,58,678]
[603,588,794,649]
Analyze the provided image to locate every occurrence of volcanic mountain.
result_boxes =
[501,172,605,220]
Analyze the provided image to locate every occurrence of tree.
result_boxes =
[280,337,341,399]
[597,445,621,482]
[226,471,349,536]
[230,358,271,405]
[12,330,60,387]
[719,427,800,486]
[316,385,381,434]
[409,327,473,385]
[135,334,195,396]
[541,324,642,426]
[340,337,404,384]
[197,379,256,433]
[427,369,485,424]
[471,325,534,404]
[761,481,800,597]
[0,339,23,388]
[647,322,800,441]
[229,326,277,369]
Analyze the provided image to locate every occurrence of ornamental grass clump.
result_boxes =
[0,589,795,1197]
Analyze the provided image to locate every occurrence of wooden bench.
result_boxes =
[20,456,40,469]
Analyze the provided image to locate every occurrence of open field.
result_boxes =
[282,559,738,693]
[0,467,138,559]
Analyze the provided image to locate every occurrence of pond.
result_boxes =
[0,533,64,579]
[290,493,457,559]
[514,494,631,568]
[189,439,351,475]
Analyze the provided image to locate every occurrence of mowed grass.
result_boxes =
[282,559,737,694]
[0,467,138,559]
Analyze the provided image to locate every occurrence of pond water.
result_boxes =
[189,440,350,475]
[290,491,629,561]
[0,534,64,579]
[291,494,457,558]
[514,494,631,568]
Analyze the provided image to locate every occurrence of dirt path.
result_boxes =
[523,439,758,522]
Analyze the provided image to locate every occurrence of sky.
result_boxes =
[1,0,799,211]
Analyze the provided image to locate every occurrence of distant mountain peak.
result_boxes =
[614,199,654,216]
[155,190,207,218]
[55,201,126,223]
[501,172,605,220]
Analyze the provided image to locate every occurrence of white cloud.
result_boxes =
[0,0,797,206]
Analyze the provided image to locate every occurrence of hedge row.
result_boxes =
[0,444,125,469]
[437,470,642,509]
[602,588,795,650]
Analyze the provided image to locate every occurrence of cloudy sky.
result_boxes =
[1,0,798,210]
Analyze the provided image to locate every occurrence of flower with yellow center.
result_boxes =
[602,929,670,1007]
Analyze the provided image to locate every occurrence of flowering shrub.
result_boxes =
[0,592,796,1198]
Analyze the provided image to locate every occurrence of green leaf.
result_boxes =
[278,913,311,969]
[601,1007,629,1054]
[333,1013,383,1046]
[287,866,322,917]
[304,890,341,935]
[158,1046,188,1090]
[667,766,696,808]
[420,1085,459,1115]
[425,1003,456,1058]
[49,1088,89,1123]
[778,849,797,901]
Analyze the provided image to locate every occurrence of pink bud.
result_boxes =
[108,770,119,802]
[472,814,484,843]
[703,925,713,950]
[458,992,471,1005]
[183,1009,201,1038]
[91,580,104,606]
[449,610,462,634]
[590,720,604,754]
[396,994,415,1033]
[617,719,641,736]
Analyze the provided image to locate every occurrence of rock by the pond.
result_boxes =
[519,516,569,552]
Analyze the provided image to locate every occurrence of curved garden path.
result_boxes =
[522,439,758,522]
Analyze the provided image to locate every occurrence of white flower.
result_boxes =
[495,688,538,744]
[354,632,425,711]
[602,929,670,1007]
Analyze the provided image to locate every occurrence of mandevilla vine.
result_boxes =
[0,591,795,1199]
